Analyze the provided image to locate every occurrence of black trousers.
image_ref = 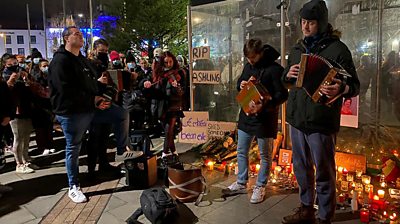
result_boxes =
[86,123,112,173]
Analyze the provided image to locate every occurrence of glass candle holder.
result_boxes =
[362,175,371,185]
[355,183,363,192]
[365,184,373,193]
[341,181,349,192]
[360,208,370,223]
[356,170,363,179]
[347,174,354,182]
[377,189,385,199]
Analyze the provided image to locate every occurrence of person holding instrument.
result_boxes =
[281,1,360,223]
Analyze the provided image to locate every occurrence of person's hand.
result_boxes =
[6,72,19,86]
[319,78,348,98]
[94,96,111,110]
[1,117,10,126]
[144,81,152,88]
[287,64,300,79]
[97,73,109,84]
[171,80,178,87]
[240,76,256,89]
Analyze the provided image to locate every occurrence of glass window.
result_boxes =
[17,35,24,44]
[5,35,11,44]
[6,48,12,54]
[17,48,25,55]
[30,35,36,44]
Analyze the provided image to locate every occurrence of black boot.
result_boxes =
[282,204,316,224]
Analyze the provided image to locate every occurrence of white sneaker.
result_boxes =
[250,185,266,204]
[42,149,51,156]
[0,184,13,193]
[115,151,143,162]
[25,162,40,170]
[162,152,172,158]
[16,164,34,174]
[222,182,248,195]
[68,185,87,203]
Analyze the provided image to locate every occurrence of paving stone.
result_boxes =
[106,202,138,223]
[23,192,65,218]
[0,172,23,184]
[104,196,127,212]
[97,212,124,224]
[22,218,41,224]
[112,189,142,204]
[0,207,36,224]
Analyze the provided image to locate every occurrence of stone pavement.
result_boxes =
[0,136,366,224]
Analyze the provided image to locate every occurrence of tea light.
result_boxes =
[338,166,344,173]
[355,183,363,192]
[343,168,348,175]
[346,174,354,182]
[338,193,345,203]
[381,181,387,188]
[373,195,379,201]
[256,164,261,172]
[362,175,371,185]
[356,169,363,179]
[341,181,349,191]
[378,189,385,199]
[365,184,373,193]
[271,178,277,184]
[207,161,214,171]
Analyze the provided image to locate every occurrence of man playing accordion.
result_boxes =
[281,0,360,223]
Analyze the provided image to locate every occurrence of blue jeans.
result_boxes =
[290,125,336,220]
[237,129,273,187]
[57,103,130,187]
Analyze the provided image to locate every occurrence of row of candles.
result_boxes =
[336,166,400,223]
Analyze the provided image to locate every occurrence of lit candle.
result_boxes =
[360,208,370,223]
[365,184,373,193]
[343,168,348,175]
[381,181,387,188]
[346,174,354,182]
[356,169,363,179]
[207,161,214,171]
[341,181,349,192]
[378,189,385,199]
[271,178,277,184]
[362,175,371,185]
[373,195,379,201]
[256,164,261,172]
[338,166,344,173]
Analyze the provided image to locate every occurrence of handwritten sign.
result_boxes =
[207,121,236,139]
[192,70,221,84]
[178,111,209,143]
[192,46,210,60]
[278,149,292,166]
[335,152,366,173]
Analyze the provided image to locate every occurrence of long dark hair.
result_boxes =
[152,51,179,82]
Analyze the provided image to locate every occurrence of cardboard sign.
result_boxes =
[207,121,236,139]
[192,70,221,84]
[192,46,210,60]
[335,152,366,173]
[178,111,209,143]
[278,149,292,166]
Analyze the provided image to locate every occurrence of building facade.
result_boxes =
[0,29,46,58]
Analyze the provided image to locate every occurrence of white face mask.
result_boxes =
[112,60,121,66]
[33,58,41,64]
[40,66,49,74]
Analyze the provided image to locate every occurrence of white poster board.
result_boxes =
[192,70,221,84]
[178,111,209,143]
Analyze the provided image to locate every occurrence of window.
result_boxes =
[5,35,11,44]
[30,35,36,44]
[17,35,24,44]
[6,48,12,54]
[18,48,25,55]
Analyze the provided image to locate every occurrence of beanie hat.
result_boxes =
[125,51,136,63]
[109,51,120,62]
[300,0,329,34]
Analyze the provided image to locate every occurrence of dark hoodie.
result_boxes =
[48,45,98,115]
[237,45,288,138]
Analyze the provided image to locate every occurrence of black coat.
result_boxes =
[0,81,14,120]
[282,32,360,134]
[237,45,288,138]
[48,45,98,115]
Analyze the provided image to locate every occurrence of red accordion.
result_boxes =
[296,54,350,105]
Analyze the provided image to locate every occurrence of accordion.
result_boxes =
[108,69,124,92]
[296,54,350,105]
[236,80,272,116]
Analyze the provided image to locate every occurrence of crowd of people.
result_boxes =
[0,26,190,202]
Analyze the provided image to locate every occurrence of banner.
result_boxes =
[207,121,236,139]
[178,111,209,143]
[192,46,210,60]
[192,70,221,84]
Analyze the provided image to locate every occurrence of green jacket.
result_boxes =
[282,33,360,134]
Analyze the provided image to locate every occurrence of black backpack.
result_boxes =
[130,130,153,156]
[126,188,177,224]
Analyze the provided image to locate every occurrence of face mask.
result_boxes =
[112,60,121,66]
[25,59,32,64]
[40,67,49,74]
[127,62,135,70]
[163,67,171,71]
[19,63,26,69]
[33,58,41,64]
[6,65,18,73]
[97,52,109,69]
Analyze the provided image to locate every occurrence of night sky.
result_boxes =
[0,0,97,30]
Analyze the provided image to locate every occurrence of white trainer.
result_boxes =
[250,185,266,204]
[68,185,87,203]
[115,151,143,162]
[16,164,34,174]
[222,182,248,195]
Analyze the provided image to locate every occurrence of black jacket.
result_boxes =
[282,32,360,134]
[0,81,14,120]
[48,45,98,115]
[237,45,288,138]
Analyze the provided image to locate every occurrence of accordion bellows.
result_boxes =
[296,54,349,105]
